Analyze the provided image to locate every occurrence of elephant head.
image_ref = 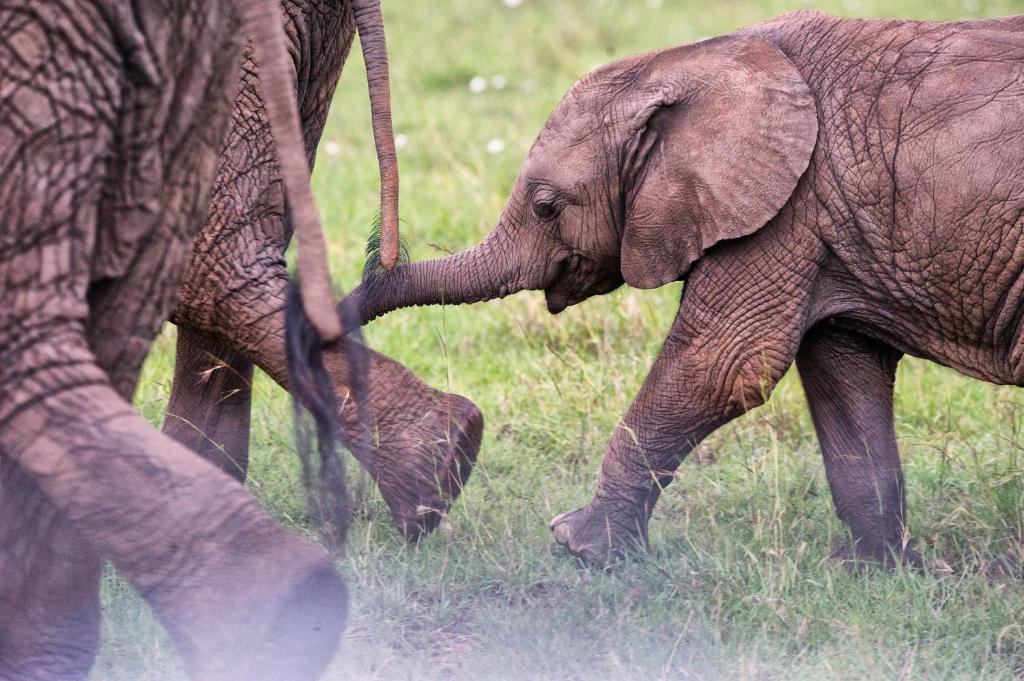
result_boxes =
[345,33,817,322]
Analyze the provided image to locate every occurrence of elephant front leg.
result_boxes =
[549,343,738,566]
[164,327,254,481]
[0,334,347,681]
[796,325,919,569]
[552,252,816,566]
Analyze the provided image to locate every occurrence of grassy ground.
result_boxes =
[94,1,1024,679]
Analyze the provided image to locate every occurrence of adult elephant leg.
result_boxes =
[322,343,483,539]
[0,459,100,681]
[246,308,482,541]
[0,332,346,681]
[164,327,255,481]
[176,265,483,541]
[796,325,918,568]
[551,241,817,566]
[165,315,482,540]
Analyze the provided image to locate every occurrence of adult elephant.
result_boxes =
[0,0,361,678]
[344,11,1024,568]
[166,0,483,542]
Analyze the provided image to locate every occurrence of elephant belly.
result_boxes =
[805,22,1024,386]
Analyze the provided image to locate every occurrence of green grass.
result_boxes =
[96,1,1024,678]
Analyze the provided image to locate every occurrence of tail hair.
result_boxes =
[284,282,355,554]
[362,211,410,283]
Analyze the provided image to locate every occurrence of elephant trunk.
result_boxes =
[343,216,546,326]
[352,0,401,270]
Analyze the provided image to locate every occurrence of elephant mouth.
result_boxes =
[543,253,623,314]
[544,255,573,314]
[545,290,570,314]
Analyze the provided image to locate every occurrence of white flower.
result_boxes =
[486,138,506,154]
[324,141,341,157]
[490,74,507,90]
[503,0,523,7]
[468,75,487,93]
[394,133,408,150]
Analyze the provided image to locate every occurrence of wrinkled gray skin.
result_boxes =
[167,0,483,542]
[346,11,1024,568]
[0,1,352,679]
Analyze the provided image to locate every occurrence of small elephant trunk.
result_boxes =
[352,0,401,270]
[342,226,537,326]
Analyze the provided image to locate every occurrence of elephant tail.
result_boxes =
[352,0,402,271]
[284,284,353,554]
[240,0,341,342]
[239,0,375,552]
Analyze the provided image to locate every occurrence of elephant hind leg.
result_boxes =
[164,326,254,481]
[0,459,101,681]
[796,324,920,569]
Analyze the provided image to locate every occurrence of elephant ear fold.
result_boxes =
[619,34,817,289]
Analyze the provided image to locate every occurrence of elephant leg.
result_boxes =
[176,264,482,541]
[551,244,818,566]
[0,5,345,676]
[252,316,483,541]
[0,331,346,681]
[0,458,101,681]
[322,344,483,540]
[796,325,919,568]
[164,326,254,481]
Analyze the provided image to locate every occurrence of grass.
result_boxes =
[96,0,1024,678]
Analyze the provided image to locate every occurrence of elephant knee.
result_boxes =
[722,353,783,414]
[0,330,110,437]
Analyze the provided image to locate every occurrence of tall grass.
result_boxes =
[99,1,1023,678]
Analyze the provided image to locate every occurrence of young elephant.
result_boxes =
[0,0,354,678]
[345,11,1024,568]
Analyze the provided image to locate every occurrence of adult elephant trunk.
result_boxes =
[352,0,401,271]
[344,210,547,325]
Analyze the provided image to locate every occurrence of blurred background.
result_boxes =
[106,1,1024,679]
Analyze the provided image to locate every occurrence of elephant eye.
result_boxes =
[533,201,558,220]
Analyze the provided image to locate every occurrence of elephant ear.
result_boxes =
[619,34,817,289]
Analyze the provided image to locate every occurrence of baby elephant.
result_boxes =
[346,11,1024,568]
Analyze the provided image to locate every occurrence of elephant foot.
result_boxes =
[828,539,923,574]
[376,393,482,542]
[550,501,648,567]
[161,539,348,681]
[245,562,348,681]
